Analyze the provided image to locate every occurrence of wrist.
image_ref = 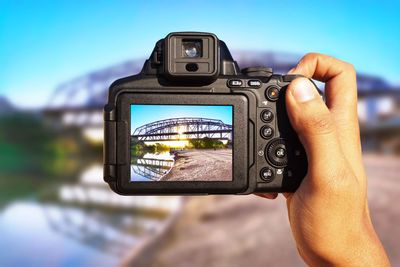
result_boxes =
[305,222,390,267]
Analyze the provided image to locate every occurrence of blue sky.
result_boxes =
[1,0,399,108]
[131,105,233,134]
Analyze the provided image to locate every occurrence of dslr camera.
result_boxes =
[104,32,315,195]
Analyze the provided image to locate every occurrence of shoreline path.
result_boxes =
[149,153,400,267]
[161,148,232,181]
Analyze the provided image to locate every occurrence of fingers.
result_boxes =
[255,193,292,200]
[285,78,345,181]
[255,193,278,199]
[289,53,358,114]
[288,53,359,142]
[289,53,364,179]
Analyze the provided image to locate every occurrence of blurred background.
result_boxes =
[0,1,399,266]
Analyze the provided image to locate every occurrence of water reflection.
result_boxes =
[0,163,182,267]
[131,152,175,181]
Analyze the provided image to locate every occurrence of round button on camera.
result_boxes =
[275,147,286,158]
[260,125,274,139]
[266,139,289,167]
[260,109,274,123]
[266,86,280,101]
[260,167,274,182]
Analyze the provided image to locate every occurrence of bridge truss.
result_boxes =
[132,117,232,142]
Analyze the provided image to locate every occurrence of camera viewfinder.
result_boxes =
[182,39,202,58]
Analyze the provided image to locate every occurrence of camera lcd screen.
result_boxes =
[130,104,233,182]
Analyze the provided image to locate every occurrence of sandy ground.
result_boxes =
[148,153,400,267]
[162,149,232,182]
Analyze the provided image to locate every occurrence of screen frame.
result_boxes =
[117,93,249,194]
[130,103,233,182]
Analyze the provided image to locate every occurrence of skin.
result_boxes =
[257,53,391,266]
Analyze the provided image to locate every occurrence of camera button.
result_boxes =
[266,139,289,167]
[260,126,274,139]
[275,147,286,158]
[227,79,243,87]
[248,79,262,88]
[266,86,280,101]
[260,109,274,123]
[260,167,274,182]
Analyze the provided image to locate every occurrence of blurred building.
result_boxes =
[43,60,143,144]
[42,52,400,152]
[0,96,15,115]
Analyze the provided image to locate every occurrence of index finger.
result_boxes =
[289,53,365,179]
[289,53,358,114]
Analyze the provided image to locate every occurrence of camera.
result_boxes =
[104,32,315,195]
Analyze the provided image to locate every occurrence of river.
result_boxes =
[0,162,182,267]
[131,152,175,181]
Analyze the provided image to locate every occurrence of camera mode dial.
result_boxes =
[242,67,273,77]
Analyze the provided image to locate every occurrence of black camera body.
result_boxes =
[104,32,311,195]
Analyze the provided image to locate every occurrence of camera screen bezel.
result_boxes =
[117,93,249,194]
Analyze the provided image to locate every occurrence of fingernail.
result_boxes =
[291,78,316,103]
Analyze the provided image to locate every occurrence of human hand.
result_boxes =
[258,53,390,266]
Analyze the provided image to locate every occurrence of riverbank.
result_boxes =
[162,149,232,181]
[149,153,400,267]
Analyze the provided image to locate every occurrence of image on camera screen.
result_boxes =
[130,104,233,182]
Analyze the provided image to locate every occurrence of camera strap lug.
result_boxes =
[104,104,117,182]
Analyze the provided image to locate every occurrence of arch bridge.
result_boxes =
[132,117,232,142]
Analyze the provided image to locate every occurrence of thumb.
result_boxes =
[285,78,343,174]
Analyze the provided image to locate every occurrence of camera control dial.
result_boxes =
[266,138,289,167]
[242,67,273,77]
